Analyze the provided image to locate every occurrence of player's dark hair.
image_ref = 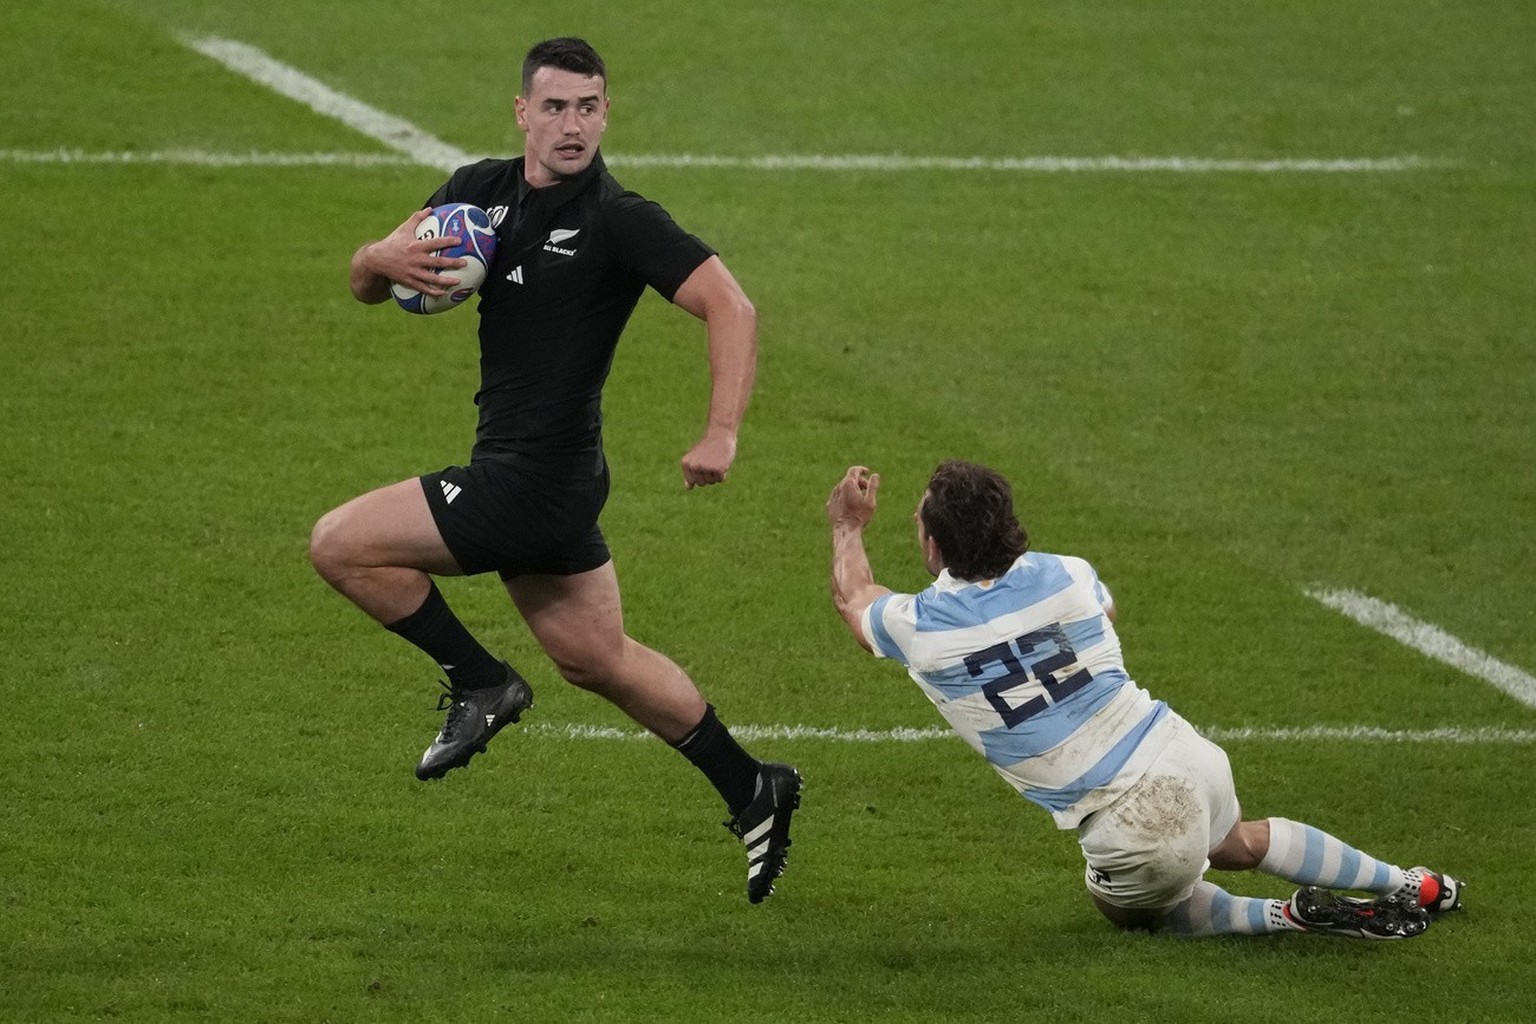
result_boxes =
[522,37,607,94]
[920,460,1029,580]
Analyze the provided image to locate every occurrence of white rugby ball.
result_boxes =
[391,203,498,315]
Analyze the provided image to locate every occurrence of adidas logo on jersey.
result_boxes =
[441,481,462,504]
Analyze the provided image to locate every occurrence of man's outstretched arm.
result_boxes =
[826,466,892,653]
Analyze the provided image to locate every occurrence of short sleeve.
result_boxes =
[603,193,717,300]
[861,592,917,663]
[1076,557,1113,613]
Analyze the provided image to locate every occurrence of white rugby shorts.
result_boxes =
[1076,713,1240,910]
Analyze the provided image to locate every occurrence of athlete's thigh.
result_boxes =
[503,561,624,666]
[1079,720,1224,910]
[1189,732,1241,850]
[1079,775,1212,910]
[315,477,462,575]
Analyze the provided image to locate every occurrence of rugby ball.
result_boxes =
[391,203,498,315]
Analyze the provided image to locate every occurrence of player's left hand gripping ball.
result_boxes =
[392,204,498,315]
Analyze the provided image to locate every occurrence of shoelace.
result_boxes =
[434,681,473,742]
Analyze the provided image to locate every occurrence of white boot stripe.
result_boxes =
[743,816,775,845]
[748,839,771,861]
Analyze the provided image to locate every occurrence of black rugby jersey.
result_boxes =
[425,153,715,464]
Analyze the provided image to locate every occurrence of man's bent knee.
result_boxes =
[547,646,622,691]
[309,503,386,587]
[1209,819,1269,872]
[309,507,353,583]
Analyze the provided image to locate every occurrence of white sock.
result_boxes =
[1158,881,1298,936]
[1258,817,1406,894]
[1389,866,1429,902]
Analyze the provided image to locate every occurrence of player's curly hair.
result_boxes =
[522,37,607,93]
[920,460,1029,580]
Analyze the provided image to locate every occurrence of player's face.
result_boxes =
[515,67,609,187]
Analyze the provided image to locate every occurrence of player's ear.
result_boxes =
[513,96,529,131]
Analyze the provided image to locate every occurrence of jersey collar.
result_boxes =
[516,150,608,207]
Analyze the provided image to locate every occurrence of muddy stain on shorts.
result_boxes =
[1111,774,1202,842]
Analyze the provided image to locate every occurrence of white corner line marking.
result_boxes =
[178,34,476,172]
[1307,587,1536,709]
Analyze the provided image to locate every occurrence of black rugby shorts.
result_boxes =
[420,454,611,579]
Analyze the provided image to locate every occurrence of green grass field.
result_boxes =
[4,1,1534,1020]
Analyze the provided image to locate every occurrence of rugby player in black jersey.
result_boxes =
[310,37,799,903]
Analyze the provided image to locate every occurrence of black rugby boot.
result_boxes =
[724,763,803,903]
[1284,886,1430,939]
[415,662,534,780]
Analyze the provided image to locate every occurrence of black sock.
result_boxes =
[385,581,505,690]
[672,705,761,817]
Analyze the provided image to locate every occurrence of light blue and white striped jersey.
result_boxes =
[861,551,1176,828]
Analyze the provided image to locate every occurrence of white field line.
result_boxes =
[0,147,416,167]
[532,723,1535,744]
[154,35,1448,176]
[1308,588,1536,710]
[1200,725,1534,744]
[606,154,1446,173]
[0,148,1444,173]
